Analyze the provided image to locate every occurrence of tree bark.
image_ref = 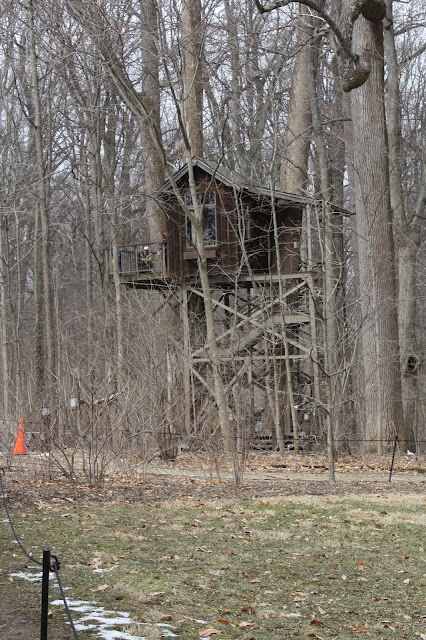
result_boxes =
[28,0,56,399]
[181,0,204,156]
[140,0,165,236]
[383,0,421,451]
[280,5,311,195]
[351,14,404,449]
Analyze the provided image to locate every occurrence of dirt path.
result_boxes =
[1,466,425,511]
[1,452,425,510]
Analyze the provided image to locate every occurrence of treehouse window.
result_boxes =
[185,191,217,247]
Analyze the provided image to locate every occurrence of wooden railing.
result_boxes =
[106,242,168,278]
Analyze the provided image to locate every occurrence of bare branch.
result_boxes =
[401,41,426,65]
[254,0,355,60]
[254,0,387,92]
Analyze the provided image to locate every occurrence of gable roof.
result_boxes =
[159,156,311,206]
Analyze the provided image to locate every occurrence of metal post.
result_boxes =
[40,548,50,640]
[388,436,399,483]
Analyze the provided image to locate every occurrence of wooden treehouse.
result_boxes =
[107,157,323,449]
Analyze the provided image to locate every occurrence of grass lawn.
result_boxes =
[1,492,425,639]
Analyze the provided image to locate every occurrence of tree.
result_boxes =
[181,0,204,156]
[350,9,404,448]
[27,0,56,399]
[279,5,311,195]
[255,0,406,450]
[383,0,425,450]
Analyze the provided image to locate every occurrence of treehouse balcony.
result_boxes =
[105,235,306,290]
[105,242,169,289]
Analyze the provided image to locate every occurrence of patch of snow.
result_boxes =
[17,577,180,638]
[52,583,70,590]
[51,599,99,612]
[10,571,43,582]
[74,623,98,631]
[154,628,177,637]
[78,613,133,626]
[95,630,147,640]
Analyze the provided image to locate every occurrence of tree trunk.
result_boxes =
[280,5,311,195]
[397,227,421,450]
[181,0,204,156]
[140,0,165,236]
[186,157,234,454]
[28,0,56,400]
[305,20,338,479]
[0,213,10,418]
[103,86,124,388]
[351,14,405,449]
[383,0,421,451]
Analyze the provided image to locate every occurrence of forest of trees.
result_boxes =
[0,0,424,478]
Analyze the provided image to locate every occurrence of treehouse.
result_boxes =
[107,158,323,447]
[106,157,310,287]
[159,157,309,282]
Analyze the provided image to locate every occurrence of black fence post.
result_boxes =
[40,548,50,640]
[388,436,399,483]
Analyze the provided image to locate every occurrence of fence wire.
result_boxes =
[0,468,79,639]
[0,468,42,566]
[51,556,80,640]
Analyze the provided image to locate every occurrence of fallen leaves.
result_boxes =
[90,583,109,592]
[310,618,326,627]
[348,623,369,632]
[199,626,221,636]
[241,605,256,614]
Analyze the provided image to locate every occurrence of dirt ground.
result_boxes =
[1,453,425,639]
[2,451,425,507]
[0,596,40,640]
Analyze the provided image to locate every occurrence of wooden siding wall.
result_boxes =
[162,169,303,280]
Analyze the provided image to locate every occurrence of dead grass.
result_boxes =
[1,489,425,639]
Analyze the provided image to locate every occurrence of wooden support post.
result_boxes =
[182,288,191,435]
[305,206,321,426]
[306,272,321,408]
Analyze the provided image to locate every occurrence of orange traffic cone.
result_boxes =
[13,419,27,455]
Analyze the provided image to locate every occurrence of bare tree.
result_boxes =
[279,5,311,195]
[181,0,204,156]
[383,0,425,450]
[27,0,56,400]
[255,0,406,451]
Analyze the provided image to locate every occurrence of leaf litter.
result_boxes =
[2,456,426,639]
